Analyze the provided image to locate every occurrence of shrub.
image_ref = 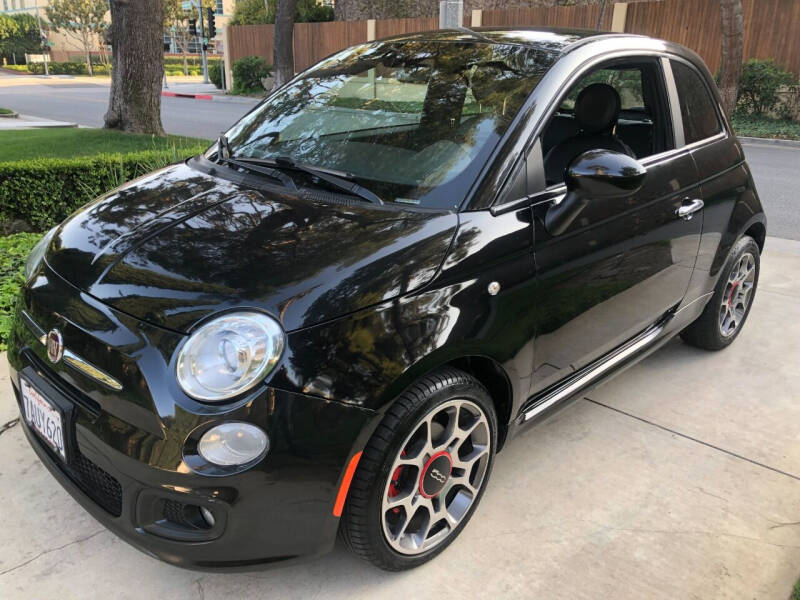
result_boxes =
[737,59,797,116]
[0,146,206,232]
[25,61,111,76]
[0,232,42,351]
[232,55,271,95]
[209,60,223,89]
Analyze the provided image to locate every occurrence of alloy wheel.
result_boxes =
[380,399,491,555]
[719,251,756,338]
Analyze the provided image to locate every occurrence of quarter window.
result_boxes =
[670,60,722,144]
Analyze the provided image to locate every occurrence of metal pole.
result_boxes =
[34,0,49,76]
[197,2,209,84]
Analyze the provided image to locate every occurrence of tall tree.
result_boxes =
[273,0,298,88]
[163,0,193,75]
[718,0,743,117]
[45,0,108,76]
[104,0,165,135]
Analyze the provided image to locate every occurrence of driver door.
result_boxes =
[528,56,703,396]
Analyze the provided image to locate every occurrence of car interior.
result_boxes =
[540,60,674,186]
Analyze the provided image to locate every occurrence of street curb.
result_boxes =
[160,90,260,105]
[161,91,213,101]
[738,136,800,148]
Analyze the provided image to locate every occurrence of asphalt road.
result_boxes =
[1,74,797,240]
[0,78,258,140]
[741,142,800,241]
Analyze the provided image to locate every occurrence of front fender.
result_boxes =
[268,279,530,418]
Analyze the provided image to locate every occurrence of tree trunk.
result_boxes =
[719,0,743,118]
[596,0,608,30]
[83,30,93,76]
[273,0,298,88]
[104,0,165,135]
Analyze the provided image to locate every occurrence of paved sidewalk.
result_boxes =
[0,237,798,599]
[0,113,77,129]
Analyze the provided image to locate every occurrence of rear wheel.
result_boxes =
[681,235,760,350]
[340,368,497,570]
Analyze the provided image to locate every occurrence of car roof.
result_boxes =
[377,26,702,71]
[379,26,630,51]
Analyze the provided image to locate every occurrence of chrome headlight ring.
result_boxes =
[176,311,285,402]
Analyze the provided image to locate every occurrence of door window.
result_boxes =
[539,59,673,186]
[670,60,723,144]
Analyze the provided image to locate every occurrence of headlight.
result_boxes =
[176,312,284,401]
[25,227,57,281]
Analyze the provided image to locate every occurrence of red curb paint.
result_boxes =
[161,91,214,100]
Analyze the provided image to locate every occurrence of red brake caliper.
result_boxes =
[728,281,739,308]
[388,451,406,513]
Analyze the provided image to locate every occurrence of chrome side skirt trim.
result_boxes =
[520,320,667,423]
[23,310,123,392]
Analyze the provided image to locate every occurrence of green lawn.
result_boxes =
[0,108,13,115]
[0,128,209,162]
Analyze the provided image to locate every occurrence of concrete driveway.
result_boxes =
[1,237,798,599]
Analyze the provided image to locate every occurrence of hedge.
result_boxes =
[0,145,206,232]
[25,61,112,76]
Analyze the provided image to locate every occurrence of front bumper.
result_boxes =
[7,264,377,570]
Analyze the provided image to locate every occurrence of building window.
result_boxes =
[215,0,223,14]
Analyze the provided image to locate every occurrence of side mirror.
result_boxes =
[545,149,647,236]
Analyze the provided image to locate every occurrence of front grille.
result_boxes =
[65,452,123,517]
[163,499,192,527]
[163,499,213,530]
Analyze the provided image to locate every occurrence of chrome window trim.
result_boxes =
[661,56,685,147]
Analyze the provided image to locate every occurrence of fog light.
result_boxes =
[200,506,216,527]
[197,422,269,466]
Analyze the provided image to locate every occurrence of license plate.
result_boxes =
[21,378,66,461]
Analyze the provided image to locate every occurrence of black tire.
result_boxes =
[680,235,760,351]
[340,367,497,571]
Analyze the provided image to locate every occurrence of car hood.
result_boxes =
[44,161,459,333]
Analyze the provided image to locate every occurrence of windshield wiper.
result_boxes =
[232,156,384,205]
[217,154,298,191]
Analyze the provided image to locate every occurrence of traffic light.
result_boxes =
[188,19,197,37]
[206,8,216,39]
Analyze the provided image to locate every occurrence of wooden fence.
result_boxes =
[627,0,800,75]
[481,5,612,30]
[225,0,800,82]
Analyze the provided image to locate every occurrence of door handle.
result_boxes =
[676,198,704,220]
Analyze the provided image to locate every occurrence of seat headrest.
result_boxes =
[574,83,621,134]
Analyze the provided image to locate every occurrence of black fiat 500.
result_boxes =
[9,28,766,571]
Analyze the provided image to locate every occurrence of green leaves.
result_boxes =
[737,59,798,117]
[0,232,42,351]
[232,56,272,95]
[44,0,109,33]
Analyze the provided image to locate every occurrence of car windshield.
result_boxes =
[220,40,557,209]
